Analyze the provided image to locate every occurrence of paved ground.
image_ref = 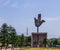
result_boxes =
[2,48,20,50]
[2,48,11,50]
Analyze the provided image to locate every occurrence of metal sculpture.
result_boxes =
[34,14,45,32]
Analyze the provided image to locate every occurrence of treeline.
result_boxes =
[0,23,31,47]
[0,23,60,48]
[47,38,60,47]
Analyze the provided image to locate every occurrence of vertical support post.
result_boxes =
[37,27,39,33]
[37,27,39,47]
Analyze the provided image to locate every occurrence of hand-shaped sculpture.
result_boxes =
[34,14,45,32]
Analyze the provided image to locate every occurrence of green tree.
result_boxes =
[8,26,17,47]
[26,36,31,46]
[1,23,8,46]
[16,35,22,47]
[20,34,24,47]
[0,23,17,50]
[43,38,47,47]
[0,23,9,50]
[53,39,58,47]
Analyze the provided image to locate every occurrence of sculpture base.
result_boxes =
[31,32,47,47]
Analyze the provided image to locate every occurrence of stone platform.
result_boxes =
[31,32,47,47]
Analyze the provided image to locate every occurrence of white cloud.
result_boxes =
[0,0,34,8]
[22,3,32,8]
[0,0,5,4]
[10,2,35,9]
[10,2,19,8]
[0,0,11,7]
[0,16,5,26]
[20,2,36,9]
[44,17,60,22]
[3,0,10,6]
[0,17,4,22]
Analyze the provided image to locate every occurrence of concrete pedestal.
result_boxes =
[31,32,47,47]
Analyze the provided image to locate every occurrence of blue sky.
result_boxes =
[0,0,60,38]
